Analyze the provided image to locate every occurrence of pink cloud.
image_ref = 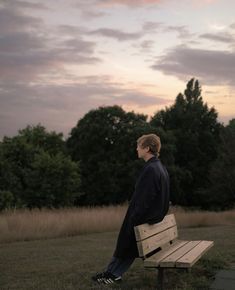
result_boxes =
[202,0,217,3]
[191,0,218,7]
[98,0,162,6]
[0,77,171,139]
[151,46,235,86]
[98,0,218,8]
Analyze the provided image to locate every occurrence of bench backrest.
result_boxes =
[134,214,178,258]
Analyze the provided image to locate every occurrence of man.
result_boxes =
[92,133,170,285]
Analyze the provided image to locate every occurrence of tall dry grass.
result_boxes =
[170,206,235,228]
[0,205,126,243]
[0,205,235,243]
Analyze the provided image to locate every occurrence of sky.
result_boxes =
[0,0,235,139]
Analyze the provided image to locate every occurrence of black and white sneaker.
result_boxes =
[102,272,122,284]
[91,271,107,283]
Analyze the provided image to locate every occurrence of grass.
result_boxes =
[0,206,235,243]
[1,206,234,289]
[0,225,234,290]
[0,205,126,243]
[169,206,235,228]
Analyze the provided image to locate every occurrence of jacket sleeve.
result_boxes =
[130,166,159,226]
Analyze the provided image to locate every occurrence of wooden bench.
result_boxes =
[134,214,214,290]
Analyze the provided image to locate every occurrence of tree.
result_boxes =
[18,124,67,155]
[0,125,81,209]
[0,191,14,210]
[24,151,81,208]
[199,119,235,209]
[0,137,39,206]
[67,105,175,205]
[150,79,222,206]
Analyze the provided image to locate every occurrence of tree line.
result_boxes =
[0,79,234,210]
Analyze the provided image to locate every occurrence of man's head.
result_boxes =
[136,134,161,161]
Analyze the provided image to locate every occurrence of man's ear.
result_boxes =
[146,146,150,153]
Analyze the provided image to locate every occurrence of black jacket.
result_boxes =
[113,156,170,258]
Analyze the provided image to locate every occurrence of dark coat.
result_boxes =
[113,156,170,258]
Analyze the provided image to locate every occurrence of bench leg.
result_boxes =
[157,268,164,290]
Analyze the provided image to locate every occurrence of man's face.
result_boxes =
[136,143,149,159]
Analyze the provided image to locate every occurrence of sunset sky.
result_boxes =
[0,0,235,139]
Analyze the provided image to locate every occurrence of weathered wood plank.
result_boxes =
[134,214,176,242]
[135,213,214,273]
[176,241,214,268]
[144,240,189,267]
[160,241,202,267]
[137,226,178,258]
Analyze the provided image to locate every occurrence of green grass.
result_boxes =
[0,225,234,290]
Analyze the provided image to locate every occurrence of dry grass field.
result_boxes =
[0,225,234,290]
[0,205,234,243]
[0,205,235,289]
[0,205,126,243]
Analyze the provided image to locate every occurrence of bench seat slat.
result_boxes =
[176,241,214,268]
[134,214,176,241]
[160,241,202,267]
[144,240,188,268]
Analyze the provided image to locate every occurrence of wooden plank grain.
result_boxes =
[144,240,188,267]
[175,241,214,268]
[134,214,176,242]
[160,241,201,267]
[137,226,178,257]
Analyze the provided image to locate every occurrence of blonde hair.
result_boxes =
[137,134,161,157]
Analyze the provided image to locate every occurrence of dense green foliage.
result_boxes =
[150,79,222,206]
[198,119,235,209]
[67,105,176,205]
[0,79,234,210]
[0,125,81,208]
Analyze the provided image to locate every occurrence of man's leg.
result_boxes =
[101,256,135,284]
[106,256,135,277]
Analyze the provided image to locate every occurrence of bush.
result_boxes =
[0,191,14,210]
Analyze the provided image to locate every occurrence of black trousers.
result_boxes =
[106,256,135,277]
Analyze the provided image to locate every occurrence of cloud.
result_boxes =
[117,91,169,107]
[0,77,170,139]
[0,5,42,34]
[142,21,194,41]
[0,32,45,52]
[72,0,107,19]
[0,43,56,81]
[98,0,162,6]
[89,28,144,41]
[163,25,195,39]
[96,0,218,8]
[57,25,88,37]
[190,0,219,7]
[0,35,100,81]
[139,40,155,52]
[89,22,193,43]
[4,0,48,10]
[80,9,107,19]
[200,32,235,44]
[61,38,98,54]
[142,21,163,32]
[0,5,100,82]
[151,46,235,86]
